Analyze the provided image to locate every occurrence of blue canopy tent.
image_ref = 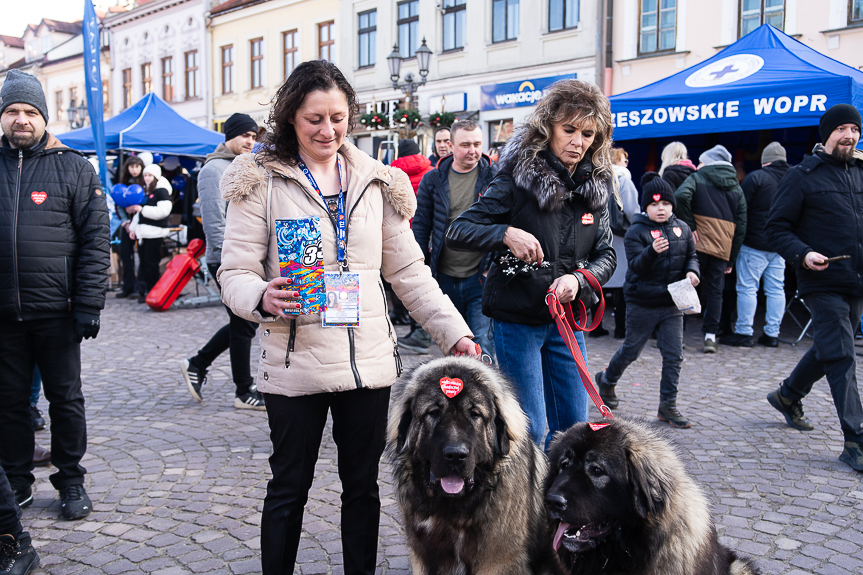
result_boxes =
[609,24,863,142]
[57,93,223,157]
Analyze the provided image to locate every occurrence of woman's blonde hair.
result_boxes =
[658,141,688,176]
[520,79,614,186]
[611,147,628,165]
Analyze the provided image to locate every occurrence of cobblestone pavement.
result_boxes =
[22,290,863,575]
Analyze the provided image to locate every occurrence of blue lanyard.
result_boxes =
[297,155,347,267]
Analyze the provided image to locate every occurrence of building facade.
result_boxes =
[104,0,209,126]
[208,0,340,131]
[338,0,600,156]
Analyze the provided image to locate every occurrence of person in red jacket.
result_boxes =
[389,139,433,348]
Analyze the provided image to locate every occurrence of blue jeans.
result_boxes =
[437,272,494,360]
[493,319,590,449]
[31,365,41,405]
[734,245,786,337]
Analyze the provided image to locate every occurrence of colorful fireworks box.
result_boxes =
[276,217,325,314]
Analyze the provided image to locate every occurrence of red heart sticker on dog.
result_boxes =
[588,423,610,431]
[581,213,594,225]
[650,230,661,239]
[653,193,661,202]
[31,192,47,205]
[440,377,463,398]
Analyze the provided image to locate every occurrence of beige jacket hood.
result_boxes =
[218,142,472,397]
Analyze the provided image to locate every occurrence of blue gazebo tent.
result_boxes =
[609,24,863,141]
[58,93,223,157]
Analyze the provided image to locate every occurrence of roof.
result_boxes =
[210,0,271,16]
[0,35,24,48]
[39,19,83,36]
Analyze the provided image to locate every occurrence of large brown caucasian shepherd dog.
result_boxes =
[387,357,556,575]
[544,418,760,575]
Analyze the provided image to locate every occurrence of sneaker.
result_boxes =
[33,444,51,467]
[657,402,691,428]
[180,358,207,402]
[757,334,779,348]
[718,333,753,347]
[235,385,266,411]
[137,293,147,304]
[59,484,92,520]
[589,325,609,338]
[594,371,619,408]
[0,534,40,575]
[703,338,717,354]
[12,487,32,509]
[29,404,45,431]
[839,441,863,472]
[398,329,431,354]
[114,289,134,299]
[766,388,814,431]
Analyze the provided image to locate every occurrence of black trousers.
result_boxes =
[781,292,863,442]
[0,317,87,491]
[261,387,390,575]
[699,253,728,334]
[118,226,137,293]
[0,464,24,541]
[137,237,163,293]
[191,263,257,393]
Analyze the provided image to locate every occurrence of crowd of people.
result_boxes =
[2,59,863,575]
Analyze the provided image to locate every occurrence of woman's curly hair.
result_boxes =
[257,60,360,167]
[520,79,614,187]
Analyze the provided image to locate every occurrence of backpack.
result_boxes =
[608,177,630,237]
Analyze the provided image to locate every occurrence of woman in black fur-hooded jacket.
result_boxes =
[446,79,616,449]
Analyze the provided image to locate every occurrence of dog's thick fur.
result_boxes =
[544,419,760,575]
[388,357,555,575]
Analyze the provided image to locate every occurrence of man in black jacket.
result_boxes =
[412,120,497,357]
[0,70,110,517]
[765,104,863,472]
[720,142,790,348]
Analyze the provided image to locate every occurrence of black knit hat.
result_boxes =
[0,69,49,122]
[223,113,258,142]
[640,172,676,211]
[819,104,862,143]
[398,138,420,157]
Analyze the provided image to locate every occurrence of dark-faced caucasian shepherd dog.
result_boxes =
[387,357,556,575]
[544,418,760,575]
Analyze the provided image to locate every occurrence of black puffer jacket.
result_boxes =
[0,133,110,321]
[661,163,695,190]
[766,145,863,297]
[623,213,699,307]
[740,161,790,252]
[446,131,616,326]
[413,154,497,276]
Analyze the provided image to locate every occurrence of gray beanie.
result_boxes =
[0,70,49,122]
[761,142,786,164]
[699,144,732,166]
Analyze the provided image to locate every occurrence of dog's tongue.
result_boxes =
[553,522,571,551]
[440,475,464,494]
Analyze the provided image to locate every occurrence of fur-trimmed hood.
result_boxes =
[497,128,611,212]
[220,141,416,220]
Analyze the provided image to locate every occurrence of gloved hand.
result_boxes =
[73,310,101,340]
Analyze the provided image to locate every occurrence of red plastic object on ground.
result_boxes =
[146,239,206,311]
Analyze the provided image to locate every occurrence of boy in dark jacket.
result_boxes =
[596,173,700,428]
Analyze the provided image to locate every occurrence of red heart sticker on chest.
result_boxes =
[673,227,682,237]
[581,213,594,225]
[440,377,464,399]
[588,423,610,431]
[31,192,47,205]
[650,230,662,239]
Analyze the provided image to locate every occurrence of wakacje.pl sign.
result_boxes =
[480,74,576,111]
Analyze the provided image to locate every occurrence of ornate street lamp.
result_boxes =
[387,37,432,110]
[67,99,89,129]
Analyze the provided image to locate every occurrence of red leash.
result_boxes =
[546,270,613,420]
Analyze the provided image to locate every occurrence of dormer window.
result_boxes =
[41,35,51,54]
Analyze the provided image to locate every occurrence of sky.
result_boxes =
[0,1,116,38]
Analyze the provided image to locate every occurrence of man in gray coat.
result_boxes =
[180,114,264,410]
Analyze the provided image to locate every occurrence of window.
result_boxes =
[122,68,132,108]
[282,32,297,79]
[550,0,579,32]
[397,1,419,58]
[319,22,334,61]
[493,0,519,43]
[185,50,200,99]
[162,56,174,101]
[852,0,863,24]
[442,0,466,51]
[141,62,152,95]
[358,11,377,68]
[639,0,675,54]
[739,0,784,37]
[221,45,234,94]
[250,37,263,89]
[55,91,63,119]
[102,80,109,113]
[69,87,77,108]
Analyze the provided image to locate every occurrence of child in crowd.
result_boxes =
[128,164,173,303]
[595,173,700,428]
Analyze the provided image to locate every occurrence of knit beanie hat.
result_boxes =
[223,113,258,142]
[143,164,162,179]
[698,144,732,166]
[819,104,862,143]
[761,142,786,164]
[641,172,676,210]
[398,138,420,157]
[0,69,49,122]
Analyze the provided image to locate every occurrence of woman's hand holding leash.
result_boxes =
[549,274,580,303]
[262,277,301,316]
